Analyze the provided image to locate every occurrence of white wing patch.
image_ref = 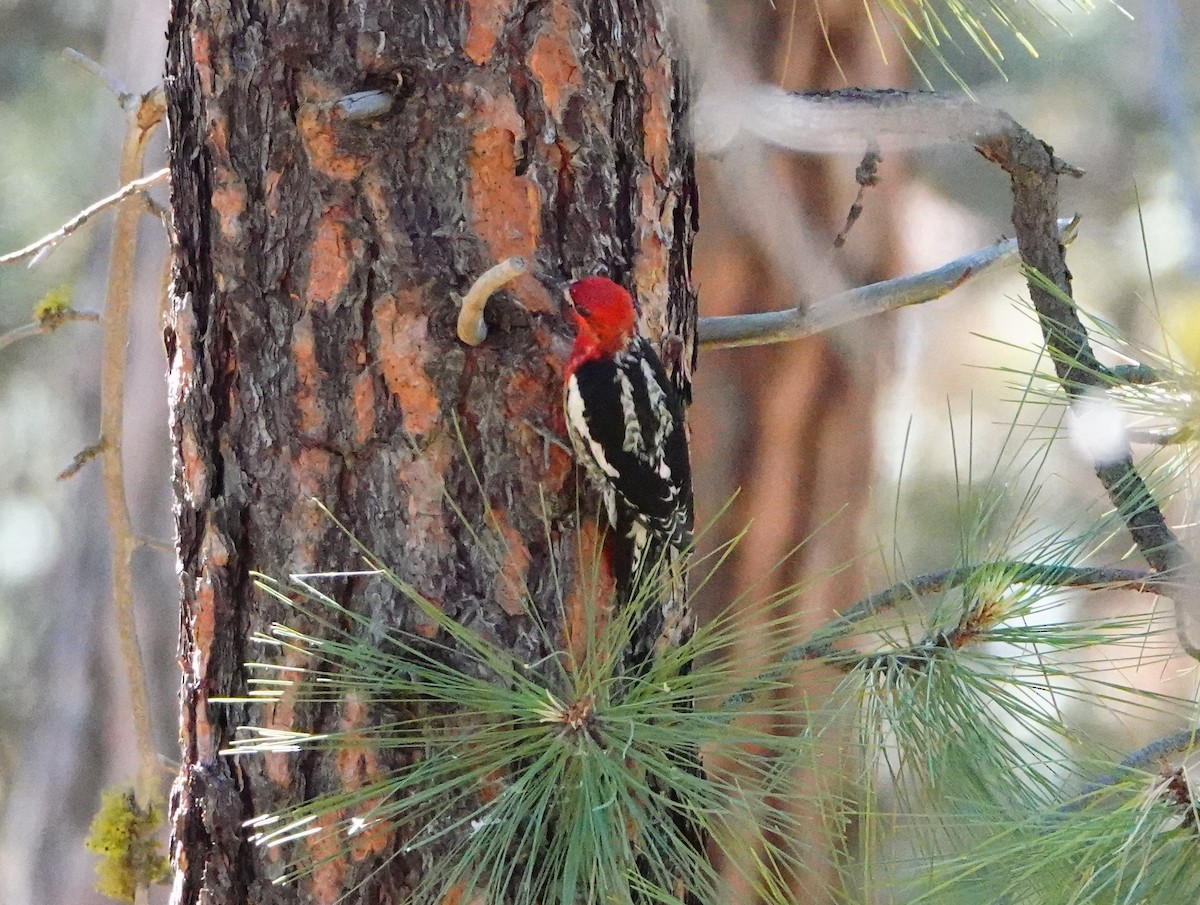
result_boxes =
[565,377,620,479]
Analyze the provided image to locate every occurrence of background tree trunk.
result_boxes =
[690,3,905,900]
[165,1,695,902]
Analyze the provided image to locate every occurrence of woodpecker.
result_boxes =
[562,276,694,667]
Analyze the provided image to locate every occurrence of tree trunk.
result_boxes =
[165,2,695,903]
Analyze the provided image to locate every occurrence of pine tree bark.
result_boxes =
[164,2,695,902]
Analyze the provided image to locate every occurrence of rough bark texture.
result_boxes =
[164,2,695,902]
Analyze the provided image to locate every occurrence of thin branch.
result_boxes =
[723,561,1159,706]
[699,216,1079,349]
[0,167,170,268]
[58,437,107,481]
[63,47,134,106]
[101,90,167,815]
[833,143,881,249]
[694,86,1016,157]
[457,256,527,345]
[824,562,1157,636]
[137,537,176,555]
[0,309,101,352]
[1068,728,1200,808]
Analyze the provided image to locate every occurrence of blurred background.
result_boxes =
[1,0,1198,902]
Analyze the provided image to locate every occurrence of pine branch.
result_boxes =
[697,217,1078,349]
[724,561,1161,706]
[977,123,1199,659]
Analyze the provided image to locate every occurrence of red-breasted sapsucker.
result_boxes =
[563,276,694,668]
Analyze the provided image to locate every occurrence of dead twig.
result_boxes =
[63,48,135,107]
[0,168,169,268]
[834,143,881,248]
[100,88,167,818]
[977,124,1199,660]
[0,309,101,353]
[699,216,1079,349]
[58,438,107,481]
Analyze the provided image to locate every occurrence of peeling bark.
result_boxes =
[164,2,696,902]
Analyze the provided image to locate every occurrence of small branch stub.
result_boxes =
[457,256,527,346]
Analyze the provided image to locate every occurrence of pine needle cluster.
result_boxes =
[223,518,824,905]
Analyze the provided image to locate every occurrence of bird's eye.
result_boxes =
[577,307,592,318]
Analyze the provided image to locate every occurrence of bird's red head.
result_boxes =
[567,277,637,362]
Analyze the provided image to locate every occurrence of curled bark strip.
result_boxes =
[456,256,527,346]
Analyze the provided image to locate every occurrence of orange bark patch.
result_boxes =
[297,103,371,180]
[207,116,229,165]
[542,440,574,495]
[351,369,375,447]
[307,812,347,905]
[464,0,513,65]
[490,508,530,616]
[335,696,393,861]
[640,42,672,175]
[292,446,333,499]
[263,169,283,216]
[292,316,328,436]
[631,37,675,339]
[180,425,207,504]
[193,705,212,767]
[288,449,334,568]
[373,293,440,436]
[263,646,310,787]
[400,440,451,545]
[466,95,539,260]
[193,29,214,93]
[562,521,614,669]
[211,176,246,239]
[307,208,354,309]
[503,368,551,420]
[188,525,229,703]
[190,580,216,762]
[528,0,580,121]
[633,171,670,339]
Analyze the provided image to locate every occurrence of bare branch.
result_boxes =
[63,47,134,106]
[0,309,101,353]
[699,216,1079,350]
[695,86,1018,157]
[457,256,527,346]
[58,437,106,481]
[978,123,1199,660]
[0,168,169,268]
[100,92,167,814]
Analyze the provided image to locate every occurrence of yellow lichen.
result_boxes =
[32,286,72,326]
[84,787,169,903]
